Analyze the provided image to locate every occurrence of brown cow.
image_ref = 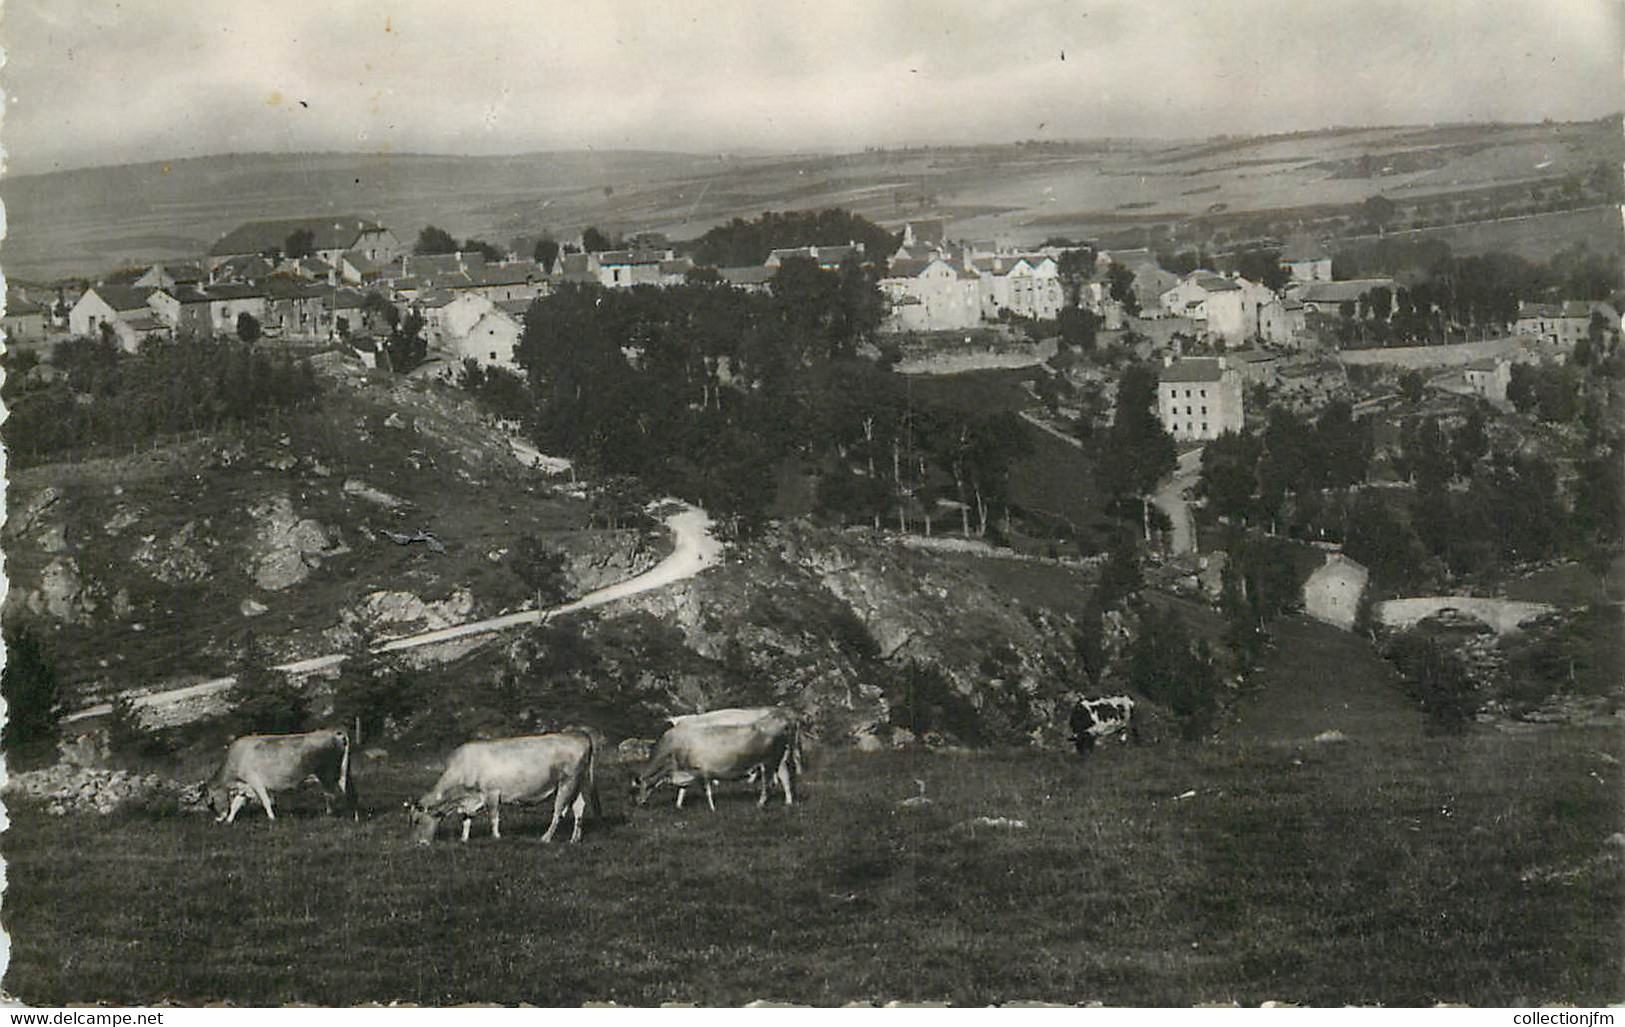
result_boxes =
[204,729,358,823]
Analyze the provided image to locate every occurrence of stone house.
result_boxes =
[68,285,159,351]
[1514,300,1618,352]
[880,256,983,331]
[1157,355,1245,441]
[1462,357,1512,403]
[973,254,1064,322]
[452,308,523,367]
[209,215,401,268]
[1302,553,1369,631]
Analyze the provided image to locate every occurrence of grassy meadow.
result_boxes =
[4,720,1620,1007]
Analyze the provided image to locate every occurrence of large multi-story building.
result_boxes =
[1156,355,1245,441]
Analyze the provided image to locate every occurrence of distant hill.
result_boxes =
[4,118,1618,282]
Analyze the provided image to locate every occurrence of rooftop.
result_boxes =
[210,215,389,257]
[1159,357,1227,384]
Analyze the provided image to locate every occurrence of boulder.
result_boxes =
[251,495,341,591]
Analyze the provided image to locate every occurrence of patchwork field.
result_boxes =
[5,118,1616,282]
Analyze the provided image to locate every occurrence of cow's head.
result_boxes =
[405,800,441,845]
[628,773,656,807]
[201,782,234,820]
[179,781,211,814]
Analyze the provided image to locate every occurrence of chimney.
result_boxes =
[1162,353,1174,368]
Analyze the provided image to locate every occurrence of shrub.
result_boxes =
[1385,634,1478,733]
[2,625,61,765]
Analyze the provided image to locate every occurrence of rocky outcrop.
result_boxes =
[132,521,212,584]
[555,530,663,593]
[354,588,475,632]
[25,556,90,623]
[250,495,343,591]
[5,765,179,816]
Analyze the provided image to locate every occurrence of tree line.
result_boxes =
[3,334,320,466]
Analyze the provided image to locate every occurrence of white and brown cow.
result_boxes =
[408,732,601,845]
[204,728,359,823]
[1069,696,1137,755]
[632,709,798,810]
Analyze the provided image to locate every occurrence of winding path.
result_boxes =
[1152,446,1203,556]
[64,502,723,724]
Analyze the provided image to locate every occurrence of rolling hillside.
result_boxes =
[5,117,1618,282]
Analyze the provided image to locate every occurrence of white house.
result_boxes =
[973,254,1064,322]
[880,257,983,331]
[451,308,523,367]
[1157,355,1245,441]
[1303,553,1369,631]
[69,285,159,351]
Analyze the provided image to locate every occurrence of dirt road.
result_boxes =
[65,501,723,724]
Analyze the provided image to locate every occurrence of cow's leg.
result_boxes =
[757,765,769,808]
[777,756,795,806]
[252,781,276,821]
[541,790,567,843]
[224,792,247,823]
[460,815,472,843]
[490,793,502,840]
[704,779,716,812]
[568,793,586,844]
[676,786,687,809]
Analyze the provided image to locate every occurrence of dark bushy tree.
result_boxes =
[414,225,458,256]
[226,634,308,736]
[2,625,60,763]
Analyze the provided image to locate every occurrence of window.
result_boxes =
[1201,406,1207,415]
[1200,389,1207,398]
[1202,422,1208,432]
[1186,406,1192,415]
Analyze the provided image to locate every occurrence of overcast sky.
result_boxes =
[3,0,1620,175]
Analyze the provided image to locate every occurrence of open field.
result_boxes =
[1335,207,1623,262]
[6,119,1617,282]
[4,724,1619,1006]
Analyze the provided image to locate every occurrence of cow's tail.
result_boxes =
[337,729,358,819]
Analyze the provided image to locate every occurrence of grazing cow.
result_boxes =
[632,711,798,810]
[1069,696,1137,755]
[407,732,601,845]
[204,729,359,823]
[668,707,805,778]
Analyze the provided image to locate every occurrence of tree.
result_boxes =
[382,310,427,374]
[1106,262,1140,316]
[581,226,617,253]
[1127,605,1218,741]
[1399,369,1426,404]
[414,225,458,256]
[2,625,60,763]
[1232,249,1290,293]
[534,237,561,272]
[1362,195,1397,234]
[360,290,400,335]
[226,633,308,736]
[1096,363,1176,533]
[1198,430,1262,525]
[511,536,570,612]
[462,238,504,262]
[284,228,316,259]
[1057,306,1100,350]
[332,646,418,745]
[236,312,261,344]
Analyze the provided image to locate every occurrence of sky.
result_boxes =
[2,0,1621,175]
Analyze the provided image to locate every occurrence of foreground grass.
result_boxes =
[5,728,1621,1007]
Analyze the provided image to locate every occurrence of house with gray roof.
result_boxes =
[209,215,401,268]
[1157,354,1245,440]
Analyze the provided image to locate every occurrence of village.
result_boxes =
[1,0,1622,1003]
